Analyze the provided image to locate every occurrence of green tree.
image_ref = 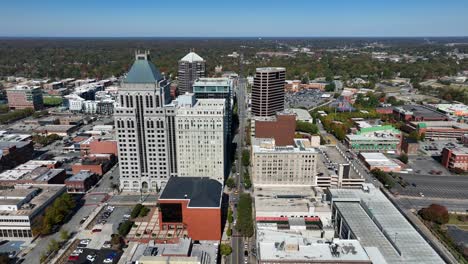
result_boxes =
[48,238,60,253]
[236,193,254,237]
[241,150,250,167]
[226,177,236,189]
[228,207,234,224]
[325,82,336,92]
[131,204,143,218]
[220,244,233,256]
[60,229,70,241]
[296,121,318,134]
[398,153,409,164]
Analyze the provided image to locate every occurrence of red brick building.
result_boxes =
[255,113,296,146]
[6,85,44,110]
[158,177,222,241]
[401,137,419,155]
[89,139,118,156]
[441,147,468,172]
[65,170,98,193]
[72,154,116,176]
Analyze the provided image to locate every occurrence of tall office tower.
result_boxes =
[251,67,286,117]
[177,51,205,94]
[175,93,227,183]
[192,77,233,139]
[114,52,177,192]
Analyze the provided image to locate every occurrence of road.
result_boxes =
[229,75,247,264]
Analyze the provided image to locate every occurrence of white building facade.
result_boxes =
[252,138,318,186]
[175,94,227,183]
[114,52,177,192]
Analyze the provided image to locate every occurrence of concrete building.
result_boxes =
[114,52,176,192]
[64,93,85,112]
[192,77,233,138]
[0,185,66,240]
[358,152,401,172]
[329,185,444,263]
[441,147,468,172]
[65,170,98,193]
[178,52,205,94]
[158,177,222,241]
[251,67,286,117]
[0,162,65,187]
[252,138,318,186]
[6,85,44,110]
[72,154,116,176]
[287,108,313,123]
[175,94,227,183]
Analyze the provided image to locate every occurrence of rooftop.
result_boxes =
[394,105,447,119]
[256,67,286,73]
[193,77,231,87]
[359,153,401,169]
[329,185,444,263]
[159,177,222,208]
[123,52,163,84]
[411,121,468,129]
[252,138,318,154]
[286,108,313,121]
[180,51,204,63]
[66,170,94,182]
[257,230,371,263]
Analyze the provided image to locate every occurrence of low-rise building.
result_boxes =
[393,104,448,122]
[358,152,401,172]
[252,138,318,186]
[253,113,296,146]
[441,147,468,172]
[0,141,34,173]
[158,177,222,241]
[401,137,419,155]
[345,125,402,153]
[405,121,468,140]
[329,185,444,263]
[72,154,116,176]
[34,125,79,137]
[0,185,66,240]
[286,108,313,123]
[6,85,44,110]
[65,170,98,193]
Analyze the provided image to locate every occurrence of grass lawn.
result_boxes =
[448,214,468,230]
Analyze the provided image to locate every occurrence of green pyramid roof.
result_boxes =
[123,56,163,84]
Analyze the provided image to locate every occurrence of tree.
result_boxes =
[228,207,234,224]
[110,234,124,249]
[131,204,143,218]
[241,150,250,167]
[48,238,60,253]
[296,121,318,134]
[325,82,336,92]
[226,177,236,189]
[236,193,254,237]
[220,244,232,256]
[60,229,70,241]
[398,153,408,164]
[118,220,134,236]
[419,204,449,225]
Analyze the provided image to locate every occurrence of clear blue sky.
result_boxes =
[1,0,467,37]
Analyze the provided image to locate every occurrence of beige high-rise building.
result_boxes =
[175,93,227,183]
[178,51,206,94]
[252,138,318,186]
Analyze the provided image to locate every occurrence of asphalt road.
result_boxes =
[229,76,247,264]
[394,174,468,200]
[396,197,468,212]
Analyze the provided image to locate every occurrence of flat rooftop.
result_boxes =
[0,185,65,217]
[256,67,286,72]
[160,177,222,208]
[285,108,313,121]
[193,77,231,86]
[330,186,444,263]
[257,229,371,263]
[66,170,94,182]
[395,105,447,119]
[252,138,318,154]
[360,153,401,168]
[411,121,468,129]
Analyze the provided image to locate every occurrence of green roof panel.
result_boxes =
[123,59,163,84]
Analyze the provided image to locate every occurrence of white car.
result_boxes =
[80,239,91,245]
[73,248,83,254]
[103,258,113,263]
[86,254,96,262]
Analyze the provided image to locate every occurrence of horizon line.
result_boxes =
[1,35,468,39]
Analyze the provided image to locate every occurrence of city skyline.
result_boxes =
[1,0,468,37]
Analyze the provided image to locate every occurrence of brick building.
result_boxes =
[0,141,34,173]
[254,113,296,146]
[72,154,116,176]
[6,85,44,110]
[401,137,419,155]
[441,147,468,172]
[65,170,98,193]
[158,177,222,241]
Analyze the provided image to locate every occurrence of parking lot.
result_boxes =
[68,247,121,264]
[407,156,452,176]
[419,140,464,157]
[394,174,468,200]
[285,90,327,109]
